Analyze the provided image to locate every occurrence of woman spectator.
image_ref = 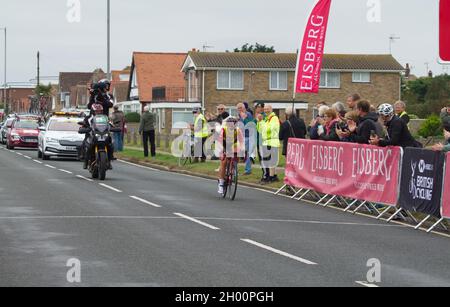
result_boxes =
[309,105,329,140]
[332,102,347,122]
[318,109,340,142]
[279,108,307,156]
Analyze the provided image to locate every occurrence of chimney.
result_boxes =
[405,63,410,78]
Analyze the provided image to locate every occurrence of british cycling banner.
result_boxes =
[440,153,450,219]
[398,148,444,218]
[284,139,402,206]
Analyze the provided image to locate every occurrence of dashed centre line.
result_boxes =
[355,281,380,288]
[174,213,220,230]
[99,183,122,193]
[130,196,162,208]
[45,164,56,169]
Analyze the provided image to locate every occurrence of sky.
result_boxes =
[0,0,447,83]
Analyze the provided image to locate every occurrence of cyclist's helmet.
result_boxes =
[91,103,104,115]
[378,103,394,117]
[224,116,239,124]
[98,79,111,91]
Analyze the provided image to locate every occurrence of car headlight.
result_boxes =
[11,134,20,140]
[46,137,59,143]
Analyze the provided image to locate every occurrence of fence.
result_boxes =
[276,138,449,234]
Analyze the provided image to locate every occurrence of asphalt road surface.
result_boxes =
[0,145,450,287]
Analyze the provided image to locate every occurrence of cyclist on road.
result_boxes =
[217,116,244,195]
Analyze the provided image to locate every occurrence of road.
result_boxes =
[0,145,450,287]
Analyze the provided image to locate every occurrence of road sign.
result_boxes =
[440,0,450,62]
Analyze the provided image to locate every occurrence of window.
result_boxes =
[352,72,371,83]
[172,110,194,129]
[270,71,288,90]
[319,72,340,88]
[119,74,130,81]
[217,70,244,90]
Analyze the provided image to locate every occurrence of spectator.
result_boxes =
[337,111,359,142]
[339,100,379,144]
[346,93,361,111]
[191,107,209,163]
[255,103,267,181]
[318,109,340,142]
[139,105,157,158]
[279,107,306,156]
[309,105,330,140]
[237,102,255,175]
[441,107,450,127]
[432,125,450,152]
[210,105,229,124]
[258,104,280,184]
[332,102,347,121]
[111,105,126,152]
[244,102,254,116]
[370,104,420,148]
[394,101,410,125]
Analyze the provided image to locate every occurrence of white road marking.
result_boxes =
[241,239,318,265]
[24,156,32,159]
[59,169,73,174]
[130,196,162,208]
[174,213,220,230]
[355,281,379,288]
[33,160,43,164]
[76,175,94,182]
[16,152,23,156]
[0,216,181,220]
[99,183,122,193]
[45,164,56,169]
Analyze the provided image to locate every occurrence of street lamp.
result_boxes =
[107,0,111,80]
[0,27,6,114]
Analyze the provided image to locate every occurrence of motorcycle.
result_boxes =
[78,115,121,180]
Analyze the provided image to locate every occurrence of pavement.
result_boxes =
[0,145,450,287]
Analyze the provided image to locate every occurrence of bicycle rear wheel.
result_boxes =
[221,160,230,198]
[229,161,239,201]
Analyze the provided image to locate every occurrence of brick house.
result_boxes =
[181,52,405,121]
[0,83,36,113]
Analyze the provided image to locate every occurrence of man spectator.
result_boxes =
[139,105,157,158]
[441,107,450,127]
[237,103,254,175]
[370,104,419,148]
[209,105,229,124]
[255,103,267,181]
[394,101,410,125]
[346,93,361,111]
[111,105,126,152]
[244,102,254,116]
[258,104,280,184]
[432,125,450,152]
[192,107,209,163]
[279,108,306,156]
[339,100,378,144]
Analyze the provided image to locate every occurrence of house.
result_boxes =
[0,83,36,113]
[181,51,405,120]
[59,69,105,109]
[111,67,131,103]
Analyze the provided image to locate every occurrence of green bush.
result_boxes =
[418,115,443,138]
[125,112,141,123]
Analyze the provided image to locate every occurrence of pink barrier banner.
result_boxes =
[441,154,450,219]
[284,139,402,206]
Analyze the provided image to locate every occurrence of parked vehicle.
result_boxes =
[6,117,40,150]
[0,118,14,145]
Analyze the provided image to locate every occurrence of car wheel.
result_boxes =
[42,153,50,161]
[38,150,43,159]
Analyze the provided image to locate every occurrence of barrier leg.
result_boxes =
[336,197,349,207]
[365,202,381,216]
[298,189,311,201]
[322,195,337,207]
[275,184,287,195]
[404,211,418,224]
[377,206,392,220]
[315,194,329,205]
[352,201,367,214]
[291,188,304,199]
[427,217,445,233]
[440,221,448,230]
[344,199,359,212]
[386,208,403,223]
[414,215,431,230]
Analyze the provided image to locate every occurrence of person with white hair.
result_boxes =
[139,105,157,157]
[308,105,330,139]
[394,100,410,126]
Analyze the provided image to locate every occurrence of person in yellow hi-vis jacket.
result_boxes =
[191,107,209,163]
[257,104,280,184]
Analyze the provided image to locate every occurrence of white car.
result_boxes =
[38,117,85,160]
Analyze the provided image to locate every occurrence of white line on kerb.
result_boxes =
[174,213,220,230]
[76,175,93,182]
[59,169,73,174]
[45,164,56,169]
[130,196,161,208]
[99,183,122,193]
[33,160,43,164]
[355,281,379,288]
[241,239,318,265]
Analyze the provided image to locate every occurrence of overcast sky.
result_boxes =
[0,0,446,83]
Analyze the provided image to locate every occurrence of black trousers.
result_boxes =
[143,130,156,157]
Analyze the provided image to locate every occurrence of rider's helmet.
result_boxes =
[378,103,394,117]
[98,79,111,91]
[224,116,239,124]
[91,103,104,116]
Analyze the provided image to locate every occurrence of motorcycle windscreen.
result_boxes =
[440,0,450,61]
[93,115,109,133]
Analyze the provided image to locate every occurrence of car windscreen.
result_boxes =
[48,121,80,132]
[14,121,39,129]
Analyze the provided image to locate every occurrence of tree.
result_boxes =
[234,43,275,53]
[35,84,53,97]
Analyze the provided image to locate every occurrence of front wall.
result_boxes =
[203,70,400,120]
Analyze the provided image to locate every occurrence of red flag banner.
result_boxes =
[284,139,402,206]
[294,0,332,94]
[440,0,450,62]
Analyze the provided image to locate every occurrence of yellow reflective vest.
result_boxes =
[194,114,209,138]
[260,112,280,148]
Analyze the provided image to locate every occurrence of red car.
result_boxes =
[6,117,41,150]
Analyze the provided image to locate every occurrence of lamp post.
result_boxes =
[0,27,6,114]
[107,0,111,80]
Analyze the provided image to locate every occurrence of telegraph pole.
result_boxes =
[37,51,40,86]
[1,27,6,114]
[107,0,111,80]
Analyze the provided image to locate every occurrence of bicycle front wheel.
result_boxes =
[229,161,239,201]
